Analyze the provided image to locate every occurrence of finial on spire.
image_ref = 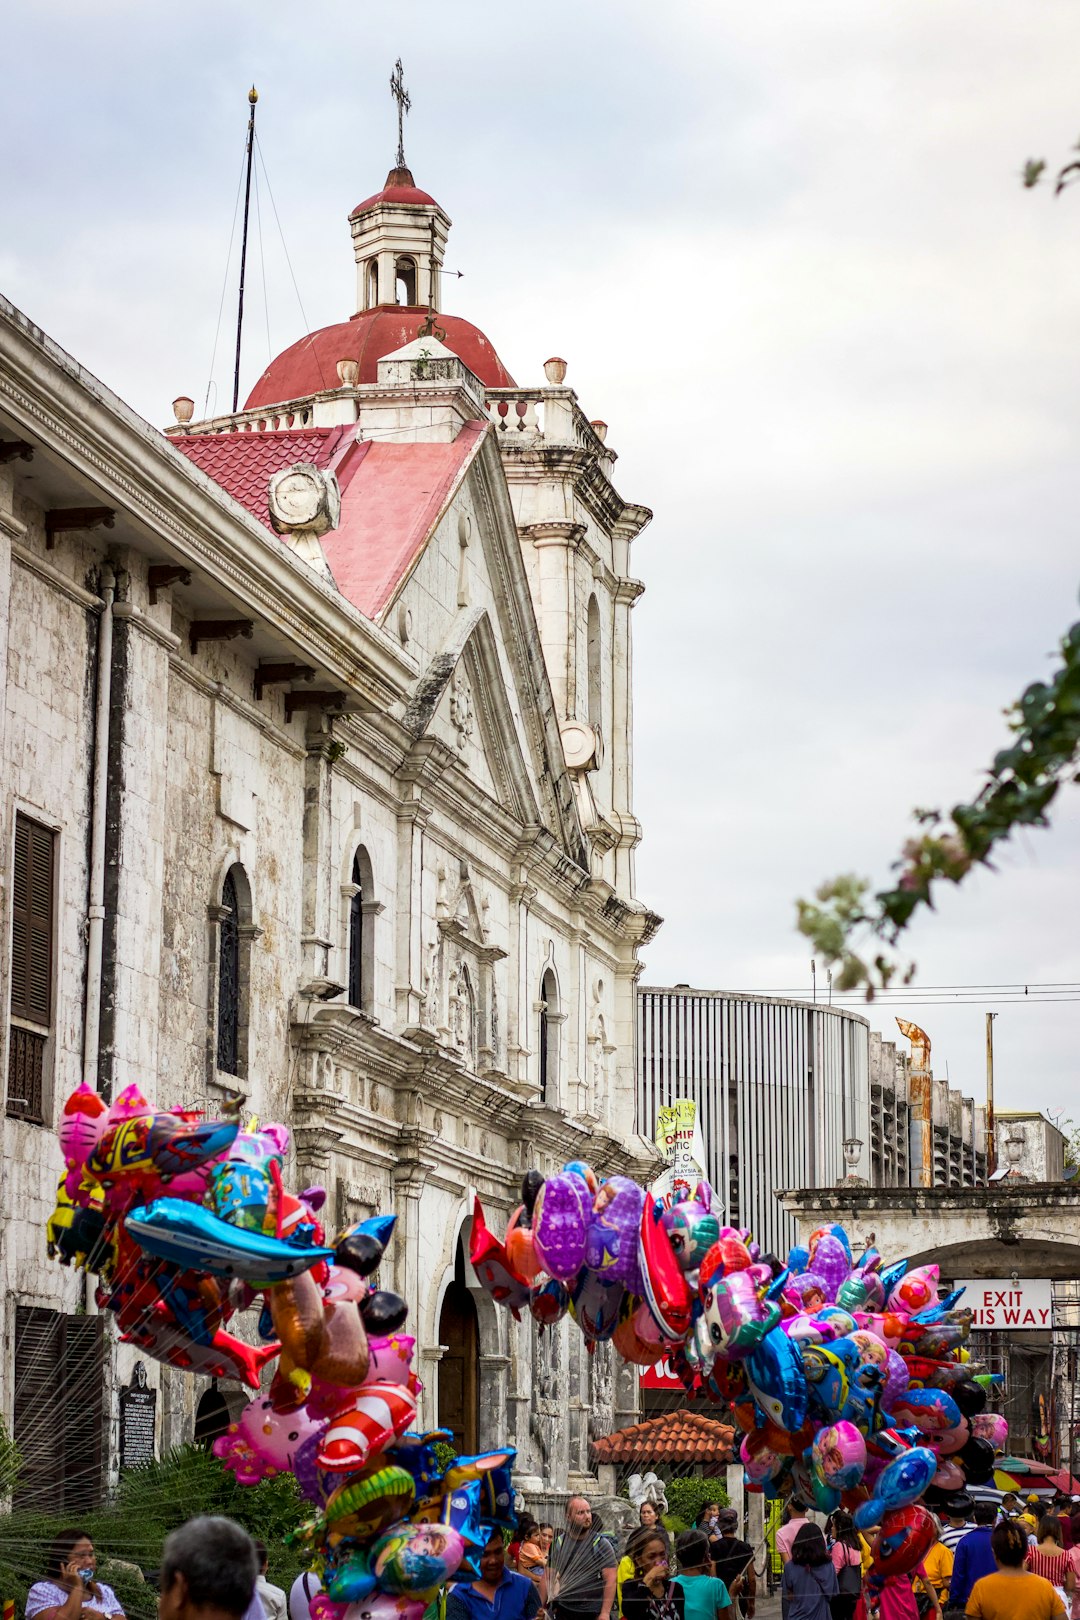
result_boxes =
[389,58,411,170]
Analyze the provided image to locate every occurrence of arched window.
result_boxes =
[214,863,253,1081]
[395,256,417,305]
[345,846,375,1014]
[216,870,240,1075]
[366,259,379,308]
[587,594,602,736]
[539,968,559,1103]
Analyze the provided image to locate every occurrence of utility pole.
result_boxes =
[986,1011,998,1178]
[232,86,258,415]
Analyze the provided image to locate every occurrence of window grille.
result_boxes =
[216,870,240,1074]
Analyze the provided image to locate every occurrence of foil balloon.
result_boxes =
[531,1174,589,1282]
[58,1082,108,1167]
[661,1198,720,1285]
[503,1208,541,1283]
[972,1412,1008,1449]
[371,1521,466,1594]
[853,1446,938,1530]
[214,1394,323,1485]
[529,1274,570,1327]
[468,1198,530,1316]
[584,1176,645,1288]
[812,1420,867,1492]
[570,1269,623,1344]
[697,1250,781,1362]
[807,1234,851,1301]
[638,1196,693,1339]
[870,1503,937,1578]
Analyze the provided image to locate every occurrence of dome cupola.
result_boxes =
[349,163,450,314]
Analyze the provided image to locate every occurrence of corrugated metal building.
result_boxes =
[636,985,870,1257]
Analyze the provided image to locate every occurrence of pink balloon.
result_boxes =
[58,1083,108,1166]
[366,1333,415,1384]
[972,1412,1008,1449]
[214,1394,323,1486]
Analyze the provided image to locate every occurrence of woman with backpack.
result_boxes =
[827,1513,865,1620]
[782,1525,838,1620]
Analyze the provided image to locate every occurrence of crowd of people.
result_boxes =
[769,1490,1080,1620]
[23,1490,1080,1620]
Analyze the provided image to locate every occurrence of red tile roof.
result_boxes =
[171,428,346,533]
[167,419,489,623]
[243,307,515,409]
[323,419,488,621]
[590,1410,735,1465]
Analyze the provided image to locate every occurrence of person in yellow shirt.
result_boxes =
[922,1538,953,1609]
[966,1521,1066,1620]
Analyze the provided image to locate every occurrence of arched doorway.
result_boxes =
[438,1242,479,1453]
[193,1385,231,1449]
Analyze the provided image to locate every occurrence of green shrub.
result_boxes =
[0,1444,308,1620]
[661,1478,729,1530]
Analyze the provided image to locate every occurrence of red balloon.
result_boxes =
[871,1504,937,1578]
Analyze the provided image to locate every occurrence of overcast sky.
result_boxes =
[4,1,1079,1123]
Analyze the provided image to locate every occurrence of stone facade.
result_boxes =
[0,162,658,1501]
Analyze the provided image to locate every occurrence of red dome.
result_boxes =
[350,183,439,215]
[350,167,444,218]
[244,306,515,409]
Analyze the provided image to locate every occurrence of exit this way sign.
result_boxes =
[957,1278,1053,1329]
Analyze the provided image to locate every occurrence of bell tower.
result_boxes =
[349,59,451,314]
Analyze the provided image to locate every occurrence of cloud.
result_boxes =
[4,0,1079,1115]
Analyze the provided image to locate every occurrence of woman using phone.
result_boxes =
[621,1530,684,1620]
[26,1530,126,1620]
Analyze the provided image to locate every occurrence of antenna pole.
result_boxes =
[232,86,258,415]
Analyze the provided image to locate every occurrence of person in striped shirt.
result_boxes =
[940,1497,975,1554]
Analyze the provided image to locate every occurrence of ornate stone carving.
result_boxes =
[449,671,474,751]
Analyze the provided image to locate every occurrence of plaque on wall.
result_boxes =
[119,1362,157,1470]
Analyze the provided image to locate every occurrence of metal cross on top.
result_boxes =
[390,58,411,169]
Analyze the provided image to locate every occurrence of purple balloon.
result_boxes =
[532,1173,589,1281]
[292,1428,334,1504]
[809,1233,851,1301]
[883,1348,910,1407]
[585,1176,645,1286]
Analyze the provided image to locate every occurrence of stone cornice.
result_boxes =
[10,538,103,611]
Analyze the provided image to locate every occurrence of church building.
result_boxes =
[0,115,659,1507]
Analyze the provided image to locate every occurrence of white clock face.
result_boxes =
[273,470,321,525]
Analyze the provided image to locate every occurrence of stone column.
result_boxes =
[525,523,584,721]
[507,869,536,1086]
[301,724,339,985]
[378,250,396,308]
[610,577,644,896]
[417,1344,445,1432]
[394,791,430,1028]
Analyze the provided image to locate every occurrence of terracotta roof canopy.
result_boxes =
[591,1410,735,1466]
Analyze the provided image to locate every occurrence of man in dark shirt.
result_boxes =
[546,1498,618,1620]
[709,1511,756,1619]
[446,1530,541,1620]
[948,1502,998,1614]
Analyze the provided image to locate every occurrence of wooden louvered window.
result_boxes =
[13,1306,104,1512]
[8,814,55,1123]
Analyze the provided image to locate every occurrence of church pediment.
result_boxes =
[402,608,577,852]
